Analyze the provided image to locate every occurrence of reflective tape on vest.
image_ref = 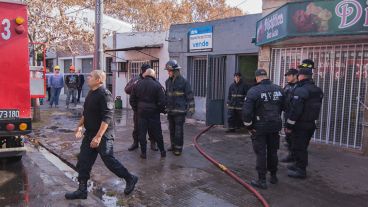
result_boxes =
[167,91,185,96]
[244,121,253,126]
[287,119,296,125]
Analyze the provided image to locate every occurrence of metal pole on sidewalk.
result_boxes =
[94,0,104,70]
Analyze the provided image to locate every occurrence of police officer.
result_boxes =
[65,70,138,200]
[125,64,158,151]
[285,59,323,179]
[165,60,195,156]
[280,68,299,163]
[243,69,284,189]
[130,69,166,159]
[226,72,249,133]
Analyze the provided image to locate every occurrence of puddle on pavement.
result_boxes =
[0,160,30,206]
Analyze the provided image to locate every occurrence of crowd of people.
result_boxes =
[63,58,323,199]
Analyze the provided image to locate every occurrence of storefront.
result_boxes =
[256,0,368,153]
[168,14,261,125]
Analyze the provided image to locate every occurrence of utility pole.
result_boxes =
[94,0,104,70]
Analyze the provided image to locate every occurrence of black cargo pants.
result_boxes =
[137,112,165,154]
[168,114,186,152]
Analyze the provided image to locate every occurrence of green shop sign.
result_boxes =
[256,0,368,46]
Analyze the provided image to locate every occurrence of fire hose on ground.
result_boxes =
[192,125,270,207]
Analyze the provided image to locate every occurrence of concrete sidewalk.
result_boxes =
[31,104,368,206]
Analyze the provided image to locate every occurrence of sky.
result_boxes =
[226,0,263,14]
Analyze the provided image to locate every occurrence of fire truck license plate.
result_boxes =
[0,110,19,119]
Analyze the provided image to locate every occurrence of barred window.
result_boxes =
[190,57,207,97]
[128,60,159,80]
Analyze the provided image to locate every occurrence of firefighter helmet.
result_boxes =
[165,60,181,70]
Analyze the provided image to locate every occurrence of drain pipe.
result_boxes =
[193,125,270,207]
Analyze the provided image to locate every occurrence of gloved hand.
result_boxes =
[187,108,195,117]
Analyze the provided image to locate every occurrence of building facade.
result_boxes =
[257,0,368,154]
[168,14,261,125]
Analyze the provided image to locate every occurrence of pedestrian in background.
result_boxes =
[65,70,138,200]
[130,69,167,159]
[243,69,284,189]
[46,68,51,102]
[65,65,79,108]
[77,70,85,103]
[49,65,64,108]
[226,72,249,133]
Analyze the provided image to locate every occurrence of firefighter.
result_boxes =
[285,59,323,179]
[65,65,79,108]
[65,70,138,200]
[226,72,249,133]
[125,64,158,151]
[243,69,284,189]
[165,60,195,156]
[280,68,299,163]
[130,69,166,159]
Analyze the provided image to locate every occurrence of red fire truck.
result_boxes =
[0,1,45,161]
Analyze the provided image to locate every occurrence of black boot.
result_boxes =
[250,179,267,189]
[65,179,88,200]
[270,172,278,184]
[124,175,138,195]
[150,141,158,151]
[128,142,139,151]
[173,149,182,156]
[288,168,307,179]
[161,151,166,158]
[251,174,267,189]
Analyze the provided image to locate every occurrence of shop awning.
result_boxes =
[255,0,368,46]
[104,44,163,52]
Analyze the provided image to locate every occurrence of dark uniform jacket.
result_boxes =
[65,74,79,89]
[83,86,114,136]
[227,80,249,110]
[283,82,297,122]
[242,79,284,133]
[78,74,85,89]
[165,74,195,115]
[130,76,166,115]
[286,79,323,130]
[125,74,143,95]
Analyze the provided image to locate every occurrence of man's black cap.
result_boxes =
[298,59,315,69]
[285,68,299,76]
[255,69,267,77]
[141,64,151,72]
[234,72,242,77]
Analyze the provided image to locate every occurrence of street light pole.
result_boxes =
[94,0,104,70]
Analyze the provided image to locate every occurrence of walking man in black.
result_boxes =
[65,70,138,200]
[130,69,166,159]
[243,69,284,189]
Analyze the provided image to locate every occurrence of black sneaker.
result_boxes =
[288,168,307,179]
[124,175,138,195]
[140,154,147,159]
[270,174,278,184]
[161,151,166,158]
[250,179,267,189]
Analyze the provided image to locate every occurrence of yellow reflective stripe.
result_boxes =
[167,91,185,96]
[231,94,245,97]
[168,109,187,113]
[228,106,242,110]
[244,121,253,126]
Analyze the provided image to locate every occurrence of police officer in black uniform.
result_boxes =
[281,68,299,163]
[130,69,167,159]
[165,60,195,156]
[285,59,323,179]
[243,69,284,189]
[125,64,158,151]
[226,72,249,133]
[65,70,138,200]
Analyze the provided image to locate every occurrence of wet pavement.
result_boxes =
[27,102,368,207]
[0,143,103,207]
